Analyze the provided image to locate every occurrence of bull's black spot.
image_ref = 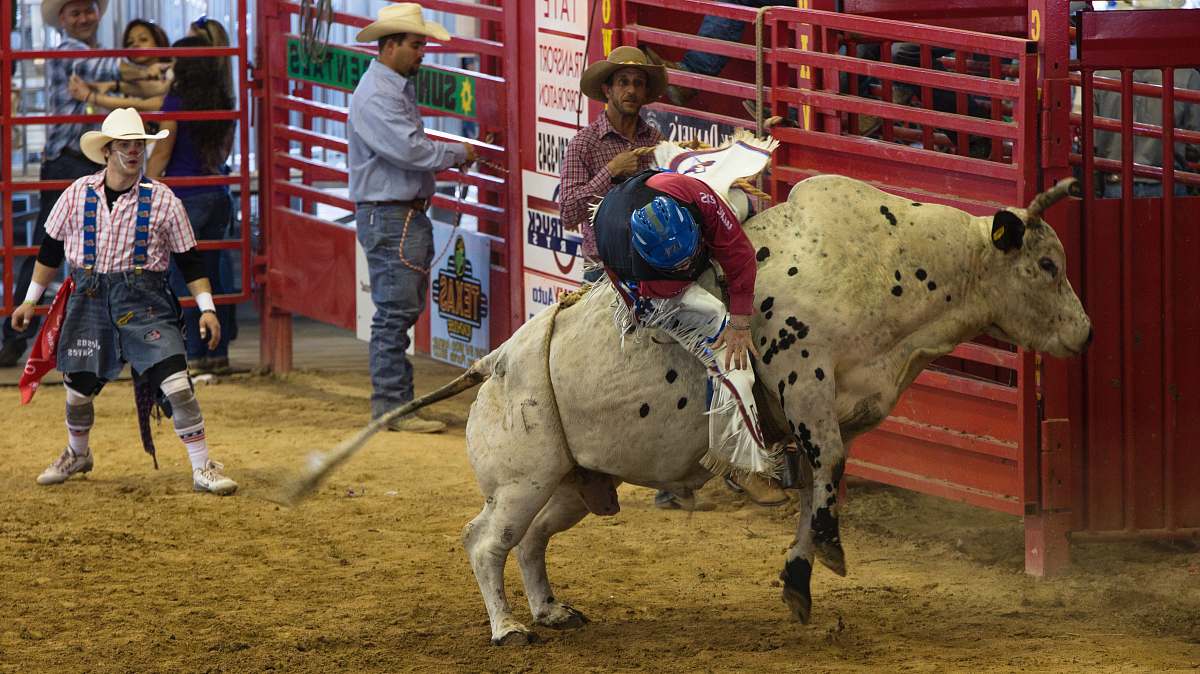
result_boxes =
[639,403,650,418]
[801,349,809,358]
[796,423,821,468]
[665,369,678,383]
[781,557,813,596]
[677,397,688,410]
[894,270,902,281]
[946,294,952,302]
[778,328,789,339]
[927,281,938,291]
[916,268,927,281]
[778,381,787,398]
[815,368,825,381]
[880,205,898,226]
[891,285,903,297]
[825,483,833,492]
[912,202,923,207]
[765,311,773,320]
[811,507,840,545]
[788,371,798,385]
[788,266,798,276]
[760,336,767,347]
[756,246,771,262]
[760,297,775,313]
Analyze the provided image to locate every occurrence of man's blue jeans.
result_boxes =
[356,203,434,419]
[167,190,238,360]
[680,0,794,76]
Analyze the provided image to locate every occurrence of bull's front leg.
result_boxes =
[770,368,847,624]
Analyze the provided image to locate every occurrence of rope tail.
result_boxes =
[277,359,494,506]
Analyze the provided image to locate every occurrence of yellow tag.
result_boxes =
[992,226,1005,242]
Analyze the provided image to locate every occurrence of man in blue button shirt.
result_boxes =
[349,3,475,433]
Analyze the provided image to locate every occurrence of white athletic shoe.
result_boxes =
[193,460,238,495]
[36,447,94,485]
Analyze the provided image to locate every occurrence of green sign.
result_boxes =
[286,38,477,118]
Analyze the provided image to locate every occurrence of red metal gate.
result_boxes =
[1066,8,1200,541]
[255,0,519,371]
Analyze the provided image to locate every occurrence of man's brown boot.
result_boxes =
[725,475,789,507]
[385,414,446,434]
[645,47,697,106]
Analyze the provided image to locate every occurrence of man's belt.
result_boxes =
[358,198,429,211]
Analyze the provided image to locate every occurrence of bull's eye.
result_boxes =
[1038,257,1059,277]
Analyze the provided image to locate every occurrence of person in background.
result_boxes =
[69,19,173,112]
[560,47,665,284]
[187,15,235,103]
[148,36,239,375]
[0,0,117,368]
[348,3,475,433]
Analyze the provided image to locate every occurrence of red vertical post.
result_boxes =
[1026,419,1073,577]
[504,0,524,330]
[1160,68,1176,531]
[257,0,294,373]
[1119,68,1135,532]
[1,0,12,322]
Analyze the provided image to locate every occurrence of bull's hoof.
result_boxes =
[491,627,537,647]
[815,541,847,577]
[535,602,589,630]
[781,582,812,624]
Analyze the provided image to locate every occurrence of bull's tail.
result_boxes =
[277,352,499,506]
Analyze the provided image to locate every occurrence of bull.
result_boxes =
[286,174,1091,645]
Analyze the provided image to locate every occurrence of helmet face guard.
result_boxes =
[630,196,701,272]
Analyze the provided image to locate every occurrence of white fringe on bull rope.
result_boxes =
[585,275,782,480]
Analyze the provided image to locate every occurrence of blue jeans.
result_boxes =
[3,151,103,345]
[680,0,794,76]
[356,203,434,418]
[1102,181,1190,199]
[167,190,238,359]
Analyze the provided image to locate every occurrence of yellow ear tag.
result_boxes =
[992,226,1005,242]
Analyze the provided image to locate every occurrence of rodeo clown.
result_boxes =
[592,131,779,480]
[11,108,238,495]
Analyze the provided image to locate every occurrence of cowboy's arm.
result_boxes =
[351,90,467,171]
[559,135,613,230]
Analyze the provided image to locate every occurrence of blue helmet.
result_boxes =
[630,196,700,272]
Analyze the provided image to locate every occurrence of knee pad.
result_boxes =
[64,384,95,430]
[160,370,203,429]
[64,371,104,397]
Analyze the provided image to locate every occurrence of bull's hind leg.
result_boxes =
[463,481,559,645]
[517,483,591,630]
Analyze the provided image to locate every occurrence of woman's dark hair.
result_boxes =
[169,36,234,173]
[123,19,171,61]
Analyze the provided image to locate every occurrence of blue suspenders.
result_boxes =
[83,180,153,272]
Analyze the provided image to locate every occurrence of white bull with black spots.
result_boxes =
[288,174,1091,645]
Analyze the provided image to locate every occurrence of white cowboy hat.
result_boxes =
[42,0,110,31]
[355,3,451,43]
[80,108,169,165]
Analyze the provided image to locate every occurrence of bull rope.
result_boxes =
[537,283,596,469]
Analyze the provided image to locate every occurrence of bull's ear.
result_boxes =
[991,210,1025,252]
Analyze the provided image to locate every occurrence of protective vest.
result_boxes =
[594,170,711,282]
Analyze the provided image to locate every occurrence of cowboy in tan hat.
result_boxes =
[348,4,475,433]
[12,108,238,495]
[0,0,119,369]
[560,46,668,277]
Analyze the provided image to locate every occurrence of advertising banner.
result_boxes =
[429,224,492,368]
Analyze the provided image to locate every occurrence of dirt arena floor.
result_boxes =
[2,359,1199,672]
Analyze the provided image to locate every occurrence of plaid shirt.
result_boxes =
[44,171,196,272]
[44,36,118,161]
[559,112,663,258]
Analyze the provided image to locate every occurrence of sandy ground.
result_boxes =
[2,360,1199,673]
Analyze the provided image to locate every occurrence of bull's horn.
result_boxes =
[1027,177,1082,221]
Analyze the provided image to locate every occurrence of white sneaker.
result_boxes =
[193,460,238,495]
[36,447,94,485]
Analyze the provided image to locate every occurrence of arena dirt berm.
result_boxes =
[2,364,1198,671]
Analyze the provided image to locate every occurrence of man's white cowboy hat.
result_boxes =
[80,108,169,165]
[42,0,110,31]
[579,46,668,102]
[355,3,451,43]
